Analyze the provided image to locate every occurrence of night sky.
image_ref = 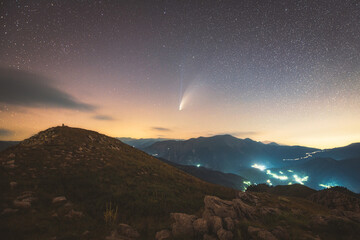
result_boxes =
[0,0,359,148]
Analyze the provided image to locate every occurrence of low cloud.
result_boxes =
[93,115,114,121]
[0,68,95,111]
[151,127,172,132]
[0,128,14,137]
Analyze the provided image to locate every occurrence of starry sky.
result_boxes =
[0,0,360,148]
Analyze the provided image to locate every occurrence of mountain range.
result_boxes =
[140,135,360,193]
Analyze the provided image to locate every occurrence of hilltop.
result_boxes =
[0,126,235,240]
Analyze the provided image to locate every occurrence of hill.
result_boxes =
[144,134,319,173]
[117,137,175,149]
[0,141,19,151]
[159,158,248,190]
[0,126,236,240]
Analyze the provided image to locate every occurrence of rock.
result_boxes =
[171,213,196,237]
[52,196,67,204]
[193,218,209,235]
[217,228,234,240]
[204,196,237,219]
[237,191,259,205]
[65,209,83,218]
[258,207,281,217]
[155,229,171,240]
[223,217,234,231]
[204,215,223,233]
[203,234,217,240]
[13,199,31,208]
[1,208,19,215]
[117,223,140,238]
[9,181,17,189]
[232,199,254,220]
[248,226,278,240]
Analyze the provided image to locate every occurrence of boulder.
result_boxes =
[171,213,196,237]
[217,228,234,240]
[155,229,171,240]
[65,209,83,218]
[248,226,278,240]
[52,196,67,204]
[117,224,140,239]
[206,215,223,233]
[237,191,259,205]
[223,217,234,231]
[232,199,254,220]
[13,199,31,208]
[193,218,209,235]
[204,196,237,219]
[203,234,217,240]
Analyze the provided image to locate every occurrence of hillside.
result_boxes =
[117,137,174,149]
[0,141,19,151]
[314,143,360,160]
[159,158,248,190]
[0,126,236,240]
[144,135,318,173]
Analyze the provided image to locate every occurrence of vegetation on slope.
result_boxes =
[0,126,236,240]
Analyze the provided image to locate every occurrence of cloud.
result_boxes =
[0,68,95,111]
[93,115,114,121]
[0,128,14,137]
[151,127,172,132]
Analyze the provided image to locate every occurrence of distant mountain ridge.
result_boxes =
[158,158,248,190]
[144,134,319,172]
[143,134,360,192]
[117,137,179,149]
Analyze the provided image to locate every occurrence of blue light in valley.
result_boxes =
[251,164,266,171]
[266,170,288,180]
[319,182,339,189]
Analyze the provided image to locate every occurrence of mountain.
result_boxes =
[0,126,236,240]
[238,157,360,193]
[117,137,175,149]
[313,142,360,160]
[0,141,19,151]
[159,158,248,190]
[144,134,319,173]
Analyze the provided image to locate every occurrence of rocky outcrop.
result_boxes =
[307,189,360,212]
[171,213,197,237]
[106,223,140,240]
[157,193,261,240]
[156,191,360,240]
[155,229,171,240]
[247,226,277,240]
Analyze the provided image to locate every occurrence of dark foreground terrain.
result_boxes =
[0,126,359,239]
